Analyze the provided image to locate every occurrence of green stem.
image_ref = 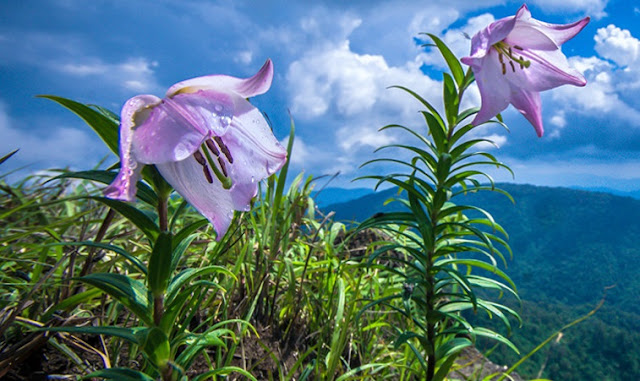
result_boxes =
[158,196,168,232]
[154,294,164,327]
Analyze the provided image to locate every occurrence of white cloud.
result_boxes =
[0,101,108,172]
[54,57,160,93]
[235,50,253,65]
[594,25,640,67]
[475,134,507,149]
[528,0,608,19]
[336,124,397,151]
[550,25,640,125]
[287,39,440,120]
[0,31,161,96]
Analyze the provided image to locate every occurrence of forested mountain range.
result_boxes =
[323,183,640,380]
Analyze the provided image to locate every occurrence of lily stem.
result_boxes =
[158,196,168,232]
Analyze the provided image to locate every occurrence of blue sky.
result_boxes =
[1,0,640,191]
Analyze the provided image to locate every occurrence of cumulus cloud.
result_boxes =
[0,101,108,172]
[0,31,161,95]
[53,57,160,93]
[286,37,441,120]
[528,0,608,19]
[550,25,640,126]
[595,25,640,67]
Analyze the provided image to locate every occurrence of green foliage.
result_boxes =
[353,35,519,380]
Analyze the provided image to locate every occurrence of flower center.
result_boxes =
[493,41,531,75]
[193,136,234,189]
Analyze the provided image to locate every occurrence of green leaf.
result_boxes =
[191,367,257,381]
[170,233,197,274]
[426,33,464,87]
[172,218,208,250]
[148,232,173,296]
[84,368,156,381]
[43,325,146,345]
[42,288,102,320]
[435,337,472,359]
[166,265,234,304]
[46,241,147,275]
[53,170,158,205]
[0,149,19,166]
[79,273,152,325]
[443,72,459,126]
[39,95,120,155]
[140,327,171,366]
[473,327,519,354]
[91,196,160,240]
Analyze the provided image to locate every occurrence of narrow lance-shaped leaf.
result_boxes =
[148,232,173,296]
[39,95,120,155]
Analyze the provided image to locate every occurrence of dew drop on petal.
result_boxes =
[174,142,190,159]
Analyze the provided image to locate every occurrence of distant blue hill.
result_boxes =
[311,187,373,207]
[572,186,640,200]
[323,182,640,311]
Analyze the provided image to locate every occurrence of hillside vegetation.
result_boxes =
[327,183,640,380]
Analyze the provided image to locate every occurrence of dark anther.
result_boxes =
[205,138,220,156]
[214,136,234,163]
[202,165,213,184]
[501,63,506,75]
[514,45,524,50]
[217,157,228,177]
[509,61,516,72]
[193,150,207,166]
[499,53,504,63]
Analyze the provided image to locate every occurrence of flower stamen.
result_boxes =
[205,138,220,156]
[213,136,234,163]
[200,141,232,189]
[193,151,214,184]
[494,41,531,75]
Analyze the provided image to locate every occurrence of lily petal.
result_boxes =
[104,95,161,201]
[510,88,543,137]
[512,48,587,91]
[132,91,235,164]
[156,158,236,239]
[530,17,590,46]
[166,59,274,99]
[222,96,287,210]
[470,50,512,126]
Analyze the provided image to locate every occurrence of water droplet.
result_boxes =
[227,212,234,220]
[214,104,223,113]
[220,116,231,127]
[250,176,255,184]
[174,143,190,159]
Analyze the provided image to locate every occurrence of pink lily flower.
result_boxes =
[461,4,589,137]
[105,59,287,237]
